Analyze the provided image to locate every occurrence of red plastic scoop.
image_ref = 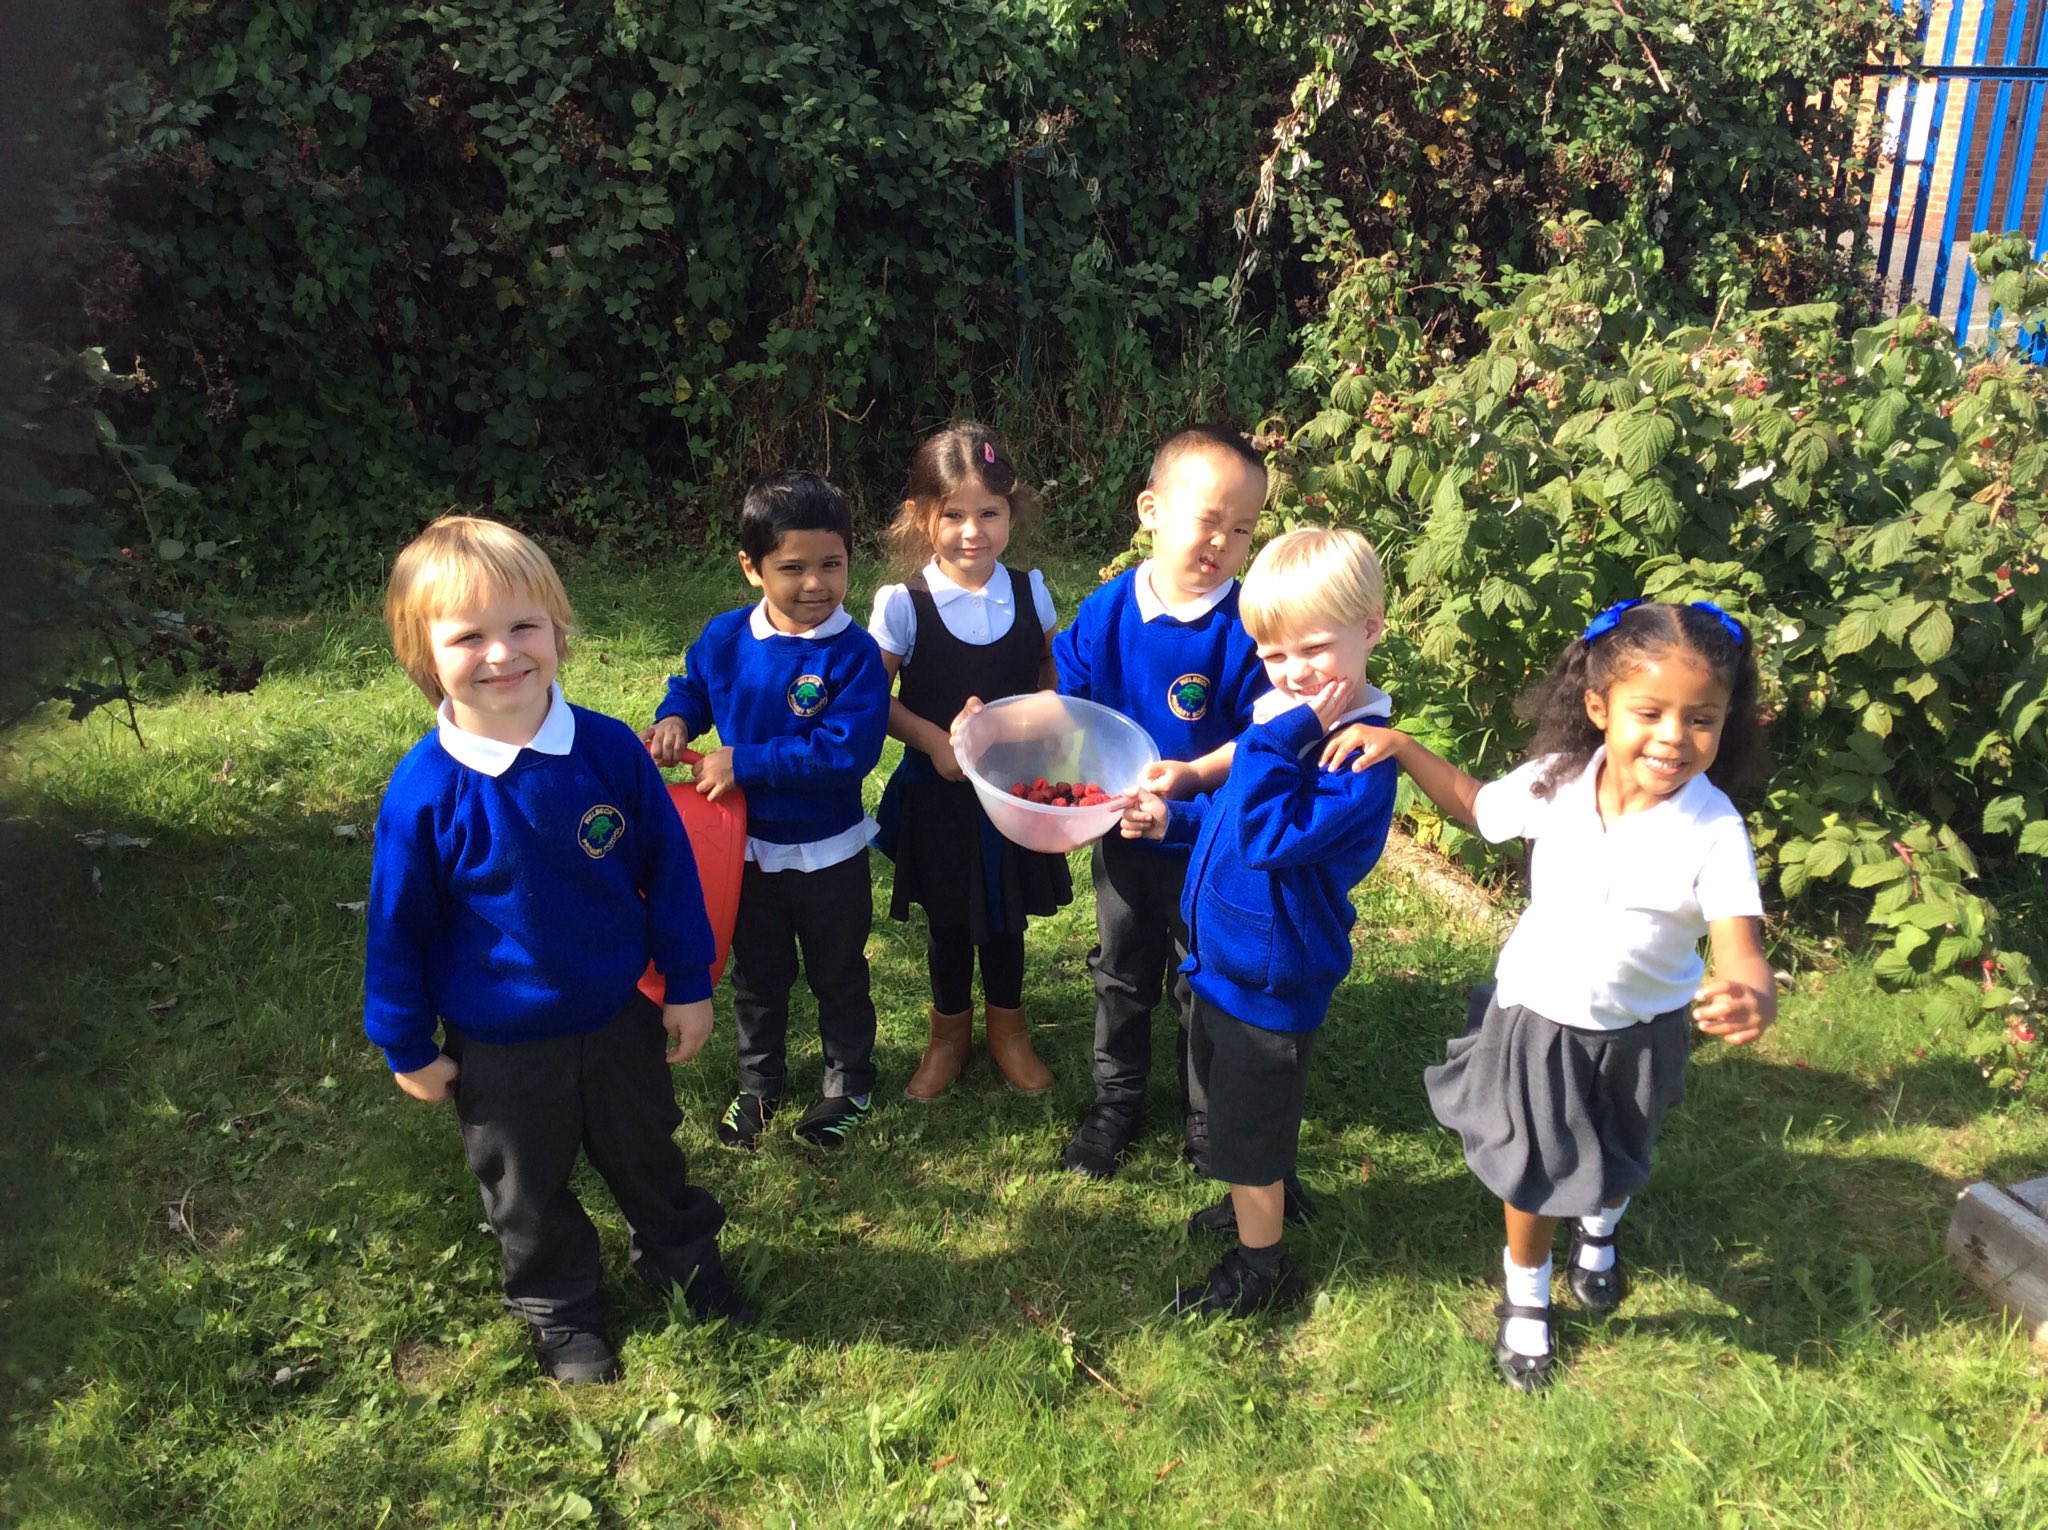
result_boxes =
[639,748,744,1001]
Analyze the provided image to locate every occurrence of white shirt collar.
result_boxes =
[1252,683,1394,728]
[436,683,575,777]
[921,559,1014,608]
[747,600,853,640]
[1133,558,1234,623]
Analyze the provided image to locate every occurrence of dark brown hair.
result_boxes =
[886,420,1042,574]
[1518,602,1770,801]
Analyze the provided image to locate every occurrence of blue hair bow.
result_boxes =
[1582,597,1748,647]
[1581,599,1642,643]
[1687,600,1749,648]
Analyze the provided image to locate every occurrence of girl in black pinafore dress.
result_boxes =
[869,422,1073,1099]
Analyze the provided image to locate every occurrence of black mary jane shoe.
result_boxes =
[1565,1226,1625,1313]
[1491,1301,1557,1394]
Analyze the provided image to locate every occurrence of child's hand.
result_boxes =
[1319,721,1399,774]
[1120,789,1169,840]
[663,998,715,1063]
[1692,979,1772,1046]
[394,1052,460,1102]
[948,696,983,745]
[1308,675,1358,733]
[1139,758,1202,800]
[691,746,737,801]
[643,716,690,767]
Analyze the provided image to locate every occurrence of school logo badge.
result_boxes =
[787,673,829,717]
[578,804,626,859]
[1167,673,1212,722]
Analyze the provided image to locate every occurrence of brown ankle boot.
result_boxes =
[983,1004,1053,1094]
[905,1008,972,1100]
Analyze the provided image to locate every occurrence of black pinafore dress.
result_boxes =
[874,568,1074,944]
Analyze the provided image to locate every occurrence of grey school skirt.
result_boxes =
[1424,985,1689,1219]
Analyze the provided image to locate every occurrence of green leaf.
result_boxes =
[1861,389,1910,450]
[1933,933,1982,972]
[1616,410,1678,474]
[1827,606,1885,658]
[1984,795,2028,835]
[1805,840,1849,880]
[1848,857,1908,887]
[1861,517,1917,567]
[1909,604,1954,664]
[2019,821,2048,857]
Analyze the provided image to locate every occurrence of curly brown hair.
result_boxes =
[1517,601,1771,803]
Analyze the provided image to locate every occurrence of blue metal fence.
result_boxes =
[1870,0,2048,349]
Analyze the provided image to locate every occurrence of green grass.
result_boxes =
[4,559,2047,1527]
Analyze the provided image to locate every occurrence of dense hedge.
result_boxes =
[1281,222,2048,1078]
[60,0,1897,586]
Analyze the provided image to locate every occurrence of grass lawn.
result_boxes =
[3,556,2046,1528]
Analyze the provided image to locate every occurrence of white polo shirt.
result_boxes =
[1477,749,1763,1031]
[868,561,1058,659]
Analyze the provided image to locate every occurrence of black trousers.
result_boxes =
[729,849,878,1099]
[1085,835,1195,1115]
[448,996,727,1332]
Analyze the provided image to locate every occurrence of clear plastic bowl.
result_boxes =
[955,693,1161,853]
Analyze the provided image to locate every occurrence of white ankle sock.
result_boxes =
[1575,1199,1629,1272]
[1501,1248,1553,1356]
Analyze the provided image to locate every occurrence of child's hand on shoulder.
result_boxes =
[663,998,715,1062]
[1692,978,1772,1046]
[643,716,690,767]
[1139,758,1202,799]
[1120,788,1169,841]
[394,1052,460,1103]
[1320,721,1400,774]
[692,746,737,801]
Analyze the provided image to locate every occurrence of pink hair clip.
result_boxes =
[982,441,996,465]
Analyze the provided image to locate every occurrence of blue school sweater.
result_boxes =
[653,606,890,847]
[1162,702,1398,1034]
[1053,567,1269,779]
[364,705,715,1075]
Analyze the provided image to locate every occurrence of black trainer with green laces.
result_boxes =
[792,1092,873,1147]
[715,1093,776,1149]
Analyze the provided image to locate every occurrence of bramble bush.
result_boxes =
[1281,220,2048,1082]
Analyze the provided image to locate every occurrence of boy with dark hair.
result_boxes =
[1053,425,1273,1180]
[646,470,891,1148]
[367,514,751,1388]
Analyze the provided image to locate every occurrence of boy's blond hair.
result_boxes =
[384,515,574,704]
[1238,526,1385,643]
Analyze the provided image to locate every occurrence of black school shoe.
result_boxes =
[531,1325,622,1385]
[1186,1175,1314,1237]
[1566,1226,1624,1312]
[792,1092,873,1148]
[1492,1301,1557,1393]
[1171,1244,1305,1319]
[1061,1102,1141,1179]
[1182,1111,1211,1176]
[715,1093,777,1149]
